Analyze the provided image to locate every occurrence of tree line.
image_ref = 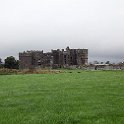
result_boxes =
[0,56,19,69]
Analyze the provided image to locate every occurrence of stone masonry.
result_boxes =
[19,47,88,69]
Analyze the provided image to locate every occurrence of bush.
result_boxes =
[0,68,19,75]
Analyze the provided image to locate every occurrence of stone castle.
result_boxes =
[19,47,88,69]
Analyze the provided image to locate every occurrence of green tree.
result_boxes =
[0,58,2,64]
[0,58,3,68]
[4,56,19,69]
[105,61,110,64]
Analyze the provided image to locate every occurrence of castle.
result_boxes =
[19,47,88,69]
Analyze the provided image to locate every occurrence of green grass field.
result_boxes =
[0,70,124,124]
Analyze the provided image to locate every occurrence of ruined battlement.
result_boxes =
[19,47,88,69]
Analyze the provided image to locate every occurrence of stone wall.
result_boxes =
[19,47,88,69]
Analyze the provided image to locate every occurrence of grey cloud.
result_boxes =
[0,0,124,62]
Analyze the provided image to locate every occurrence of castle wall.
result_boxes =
[19,47,88,69]
[19,52,32,69]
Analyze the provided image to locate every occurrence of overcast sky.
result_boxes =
[0,0,124,62]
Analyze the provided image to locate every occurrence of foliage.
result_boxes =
[0,64,4,68]
[0,71,124,124]
[0,68,63,75]
[4,56,19,69]
[106,61,110,64]
[19,69,63,74]
[0,68,19,75]
[0,58,3,68]
[0,58,2,64]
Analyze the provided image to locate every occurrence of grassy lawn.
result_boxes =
[0,70,124,124]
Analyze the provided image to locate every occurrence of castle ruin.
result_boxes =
[19,47,88,69]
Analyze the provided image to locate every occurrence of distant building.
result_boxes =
[94,64,110,70]
[19,46,88,69]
